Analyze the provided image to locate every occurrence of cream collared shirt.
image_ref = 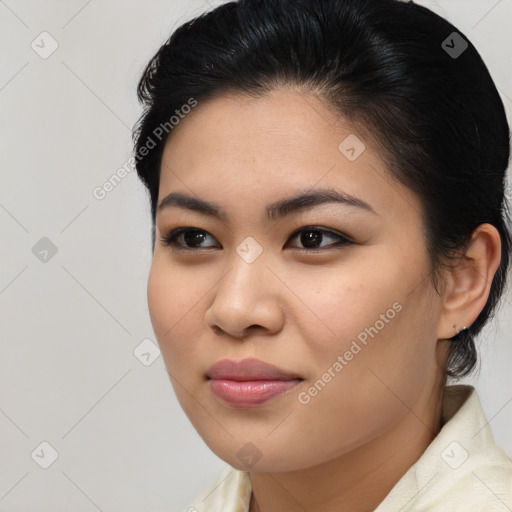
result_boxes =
[186,385,512,511]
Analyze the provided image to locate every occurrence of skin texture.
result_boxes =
[146,88,501,512]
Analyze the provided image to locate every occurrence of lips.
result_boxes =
[207,357,302,381]
[206,358,303,407]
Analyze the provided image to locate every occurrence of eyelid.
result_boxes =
[287,225,354,244]
[159,225,353,252]
[159,227,219,251]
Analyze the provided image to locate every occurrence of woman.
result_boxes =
[132,0,512,510]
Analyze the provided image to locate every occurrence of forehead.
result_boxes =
[158,88,423,224]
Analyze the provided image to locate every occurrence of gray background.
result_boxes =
[1,0,511,511]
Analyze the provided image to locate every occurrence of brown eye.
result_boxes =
[286,226,352,252]
[160,228,219,251]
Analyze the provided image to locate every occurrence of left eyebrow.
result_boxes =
[157,187,378,221]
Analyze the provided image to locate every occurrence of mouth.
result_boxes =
[206,358,304,408]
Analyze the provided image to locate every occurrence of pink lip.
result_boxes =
[207,358,303,408]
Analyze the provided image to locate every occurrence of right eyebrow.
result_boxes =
[157,187,377,222]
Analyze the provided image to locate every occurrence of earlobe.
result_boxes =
[436,223,501,340]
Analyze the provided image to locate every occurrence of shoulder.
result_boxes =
[416,455,512,511]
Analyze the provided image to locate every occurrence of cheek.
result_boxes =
[289,260,400,364]
[293,253,433,399]
[146,257,203,364]
[147,260,175,340]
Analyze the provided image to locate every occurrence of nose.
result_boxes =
[204,251,285,339]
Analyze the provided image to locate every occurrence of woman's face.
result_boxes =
[147,88,447,472]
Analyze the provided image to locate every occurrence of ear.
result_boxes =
[437,223,502,340]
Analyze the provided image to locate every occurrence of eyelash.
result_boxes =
[158,225,353,253]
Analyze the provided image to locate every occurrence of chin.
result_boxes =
[207,440,317,473]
